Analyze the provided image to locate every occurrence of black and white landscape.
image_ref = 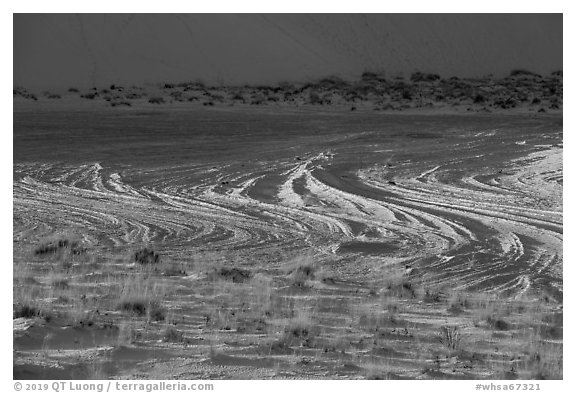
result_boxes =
[13,14,562,380]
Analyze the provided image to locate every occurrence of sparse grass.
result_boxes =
[14,304,41,319]
[285,257,316,287]
[163,325,185,343]
[438,325,462,350]
[133,247,160,264]
[210,267,252,283]
[13,238,563,379]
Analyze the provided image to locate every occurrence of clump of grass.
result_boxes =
[161,262,187,276]
[110,101,131,107]
[411,72,440,82]
[510,69,540,77]
[438,325,462,350]
[278,308,319,348]
[13,86,38,100]
[116,275,166,321]
[384,280,417,299]
[43,92,61,99]
[308,91,323,105]
[14,304,41,319]
[34,236,85,256]
[133,248,160,264]
[117,299,148,316]
[148,96,165,104]
[117,320,137,346]
[117,298,165,321]
[447,291,470,314]
[163,325,185,343]
[147,302,166,322]
[487,317,510,331]
[50,277,69,290]
[80,92,98,100]
[361,360,397,380]
[210,267,252,283]
[286,258,316,288]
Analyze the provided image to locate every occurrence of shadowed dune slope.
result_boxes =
[14,14,562,89]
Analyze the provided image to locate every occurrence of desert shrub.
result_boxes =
[116,274,166,321]
[384,280,417,299]
[118,300,147,316]
[356,83,376,96]
[250,94,266,105]
[278,81,295,91]
[163,325,185,342]
[148,96,165,104]
[50,278,69,290]
[289,263,316,287]
[551,70,563,77]
[169,91,184,100]
[444,290,470,312]
[308,91,323,105]
[279,311,319,348]
[111,101,131,107]
[488,317,509,331]
[401,88,413,100]
[34,238,83,255]
[494,97,517,109]
[361,71,385,82]
[134,248,160,264]
[318,76,348,89]
[147,302,165,322]
[510,69,540,77]
[423,288,444,303]
[438,325,462,350]
[81,92,98,100]
[117,299,164,322]
[44,92,61,99]
[161,262,187,276]
[14,304,40,319]
[473,94,485,103]
[411,72,440,82]
[125,92,145,100]
[210,267,252,283]
[14,87,38,100]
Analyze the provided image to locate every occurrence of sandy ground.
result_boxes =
[13,89,562,379]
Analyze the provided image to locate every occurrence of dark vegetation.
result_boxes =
[13,86,37,101]
[134,248,161,264]
[15,69,562,113]
[210,267,253,283]
[34,238,85,256]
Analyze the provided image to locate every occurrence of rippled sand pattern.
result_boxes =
[14,110,562,298]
